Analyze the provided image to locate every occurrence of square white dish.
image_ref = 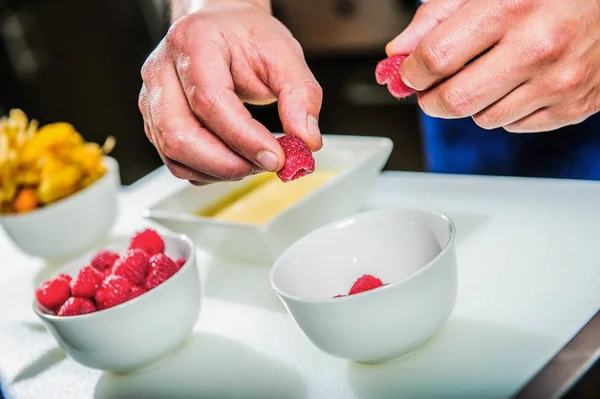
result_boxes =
[142,134,393,265]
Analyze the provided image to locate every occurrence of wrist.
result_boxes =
[170,0,271,23]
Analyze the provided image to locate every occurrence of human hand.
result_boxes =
[386,0,600,133]
[139,1,323,185]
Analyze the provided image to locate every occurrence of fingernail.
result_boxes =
[307,115,322,141]
[256,151,279,172]
[401,73,416,90]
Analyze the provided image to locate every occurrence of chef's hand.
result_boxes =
[139,1,322,185]
[386,0,600,133]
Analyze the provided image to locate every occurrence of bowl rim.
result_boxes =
[269,207,456,303]
[32,231,196,322]
[0,156,118,221]
[142,135,394,231]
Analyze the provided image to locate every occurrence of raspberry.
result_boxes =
[36,276,71,310]
[144,253,178,290]
[112,248,149,285]
[174,258,186,270]
[90,250,120,272]
[348,275,384,295]
[276,135,315,182]
[57,297,97,317]
[71,265,104,298]
[129,229,165,256]
[130,285,147,300]
[95,275,133,310]
[375,54,416,99]
[57,273,72,284]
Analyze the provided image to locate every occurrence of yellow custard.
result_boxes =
[196,170,336,225]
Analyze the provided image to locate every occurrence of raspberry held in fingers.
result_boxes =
[276,135,315,182]
[375,54,416,99]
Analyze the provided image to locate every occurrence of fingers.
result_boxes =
[416,43,531,118]
[503,104,593,133]
[259,39,323,152]
[175,45,285,173]
[386,0,469,56]
[400,0,506,91]
[471,83,546,130]
[503,108,561,133]
[142,59,259,181]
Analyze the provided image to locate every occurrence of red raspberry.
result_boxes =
[57,297,97,317]
[375,54,416,99]
[174,258,186,270]
[129,229,165,256]
[144,253,178,290]
[36,276,71,310]
[348,275,384,295]
[57,273,72,284]
[71,265,104,298]
[130,285,147,300]
[276,135,315,182]
[95,275,133,310]
[112,248,149,285]
[90,250,120,272]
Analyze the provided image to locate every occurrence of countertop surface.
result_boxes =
[1,168,599,399]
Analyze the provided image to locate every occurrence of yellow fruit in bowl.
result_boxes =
[0,109,115,214]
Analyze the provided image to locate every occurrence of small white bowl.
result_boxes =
[0,156,120,260]
[33,233,201,373]
[270,208,457,364]
[143,135,393,265]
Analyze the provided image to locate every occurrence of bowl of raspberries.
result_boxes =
[270,208,457,364]
[33,229,201,373]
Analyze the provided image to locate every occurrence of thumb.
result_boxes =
[386,0,469,56]
[264,44,324,152]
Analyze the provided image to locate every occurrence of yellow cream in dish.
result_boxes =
[196,170,336,225]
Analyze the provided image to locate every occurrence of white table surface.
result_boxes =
[1,168,599,399]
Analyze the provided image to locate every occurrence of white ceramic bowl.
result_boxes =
[143,135,393,265]
[33,233,201,373]
[0,156,120,260]
[270,208,457,364]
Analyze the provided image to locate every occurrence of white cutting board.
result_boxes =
[3,170,600,399]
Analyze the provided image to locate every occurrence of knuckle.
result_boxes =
[140,62,154,83]
[562,103,586,122]
[165,15,192,50]
[502,0,536,16]
[526,28,569,65]
[164,160,189,180]
[303,80,323,104]
[189,86,220,115]
[555,67,585,94]
[217,162,247,181]
[420,40,454,76]
[439,86,475,117]
[160,129,185,160]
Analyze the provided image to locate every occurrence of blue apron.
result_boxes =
[420,112,600,180]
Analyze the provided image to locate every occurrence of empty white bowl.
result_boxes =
[33,232,201,373]
[0,156,120,260]
[270,208,457,364]
[143,135,393,265]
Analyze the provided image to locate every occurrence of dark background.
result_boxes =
[0,0,423,185]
